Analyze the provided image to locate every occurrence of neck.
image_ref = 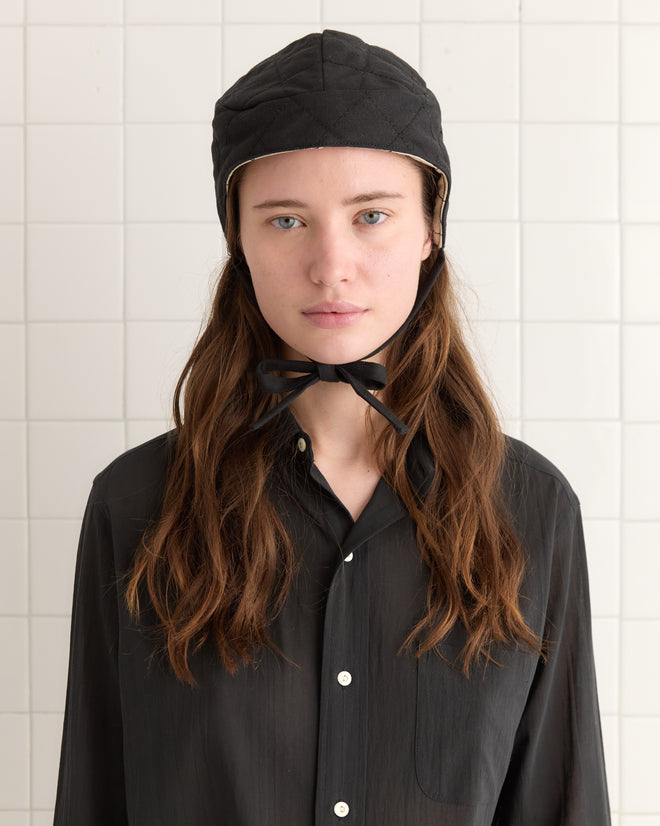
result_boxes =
[289,380,384,465]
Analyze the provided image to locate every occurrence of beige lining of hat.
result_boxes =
[226,149,448,248]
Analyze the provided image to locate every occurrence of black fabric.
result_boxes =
[54,421,610,825]
[211,29,451,243]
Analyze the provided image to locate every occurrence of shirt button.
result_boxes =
[344,552,354,562]
[337,670,352,686]
[297,437,307,453]
[334,801,350,818]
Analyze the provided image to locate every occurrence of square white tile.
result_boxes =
[624,325,660,421]
[623,424,660,520]
[31,616,70,713]
[28,421,125,519]
[31,712,63,810]
[27,27,121,123]
[323,0,419,21]
[27,126,122,223]
[521,0,618,20]
[446,222,519,321]
[522,223,619,321]
[503,419,522,439]
[623,225,660,322]
[521,125,618,221]
[442,123,518,221]
[0,521,28,615]
[621,619,660,715]
[522,322,619,420]
[0,225,24,322]
[0,28,23,123]
[422,0,519,20]
[591,617,619,715]
[126,419,170,449]
[622,522,660,619]
[470,320,520,419]
[583,520,620,617]
[0,324,25,419]
[125,321,200,419]
[621,717,660,812]
[319,23,420,70]
[621,818,660,826]
[0,714,29,808]
[421,23,518,122]
[600,713,619,812]
[27,224,123,321]
[27,0,121,23]
[622,126,660,222]
[125,125,217,222]
[0,0,23,23]
[0,618,28,711]
[125,0,222,23]
[125,223,221,320]
[125,26,222,123]
[27,322,123,420]
[30,520,80,616]
[0,423,27,519]
[0,127,24,222]
[622,26,660,122]
[622,0,660,22]
[522,421,620,519]
[31,814,56,826]
[225,0,320,22]
[222,24,322,90]
[522,24,618,122]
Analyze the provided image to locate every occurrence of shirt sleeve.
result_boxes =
[53,488,129,826]
[493,496,611,825]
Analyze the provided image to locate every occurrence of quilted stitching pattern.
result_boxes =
[212,30,451,242]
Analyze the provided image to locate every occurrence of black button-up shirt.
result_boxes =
[54,416,610,825]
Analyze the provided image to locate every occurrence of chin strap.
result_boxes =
[249,249,445,435]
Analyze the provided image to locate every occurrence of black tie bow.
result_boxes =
[251,358,407,434]
[248,249,445,436]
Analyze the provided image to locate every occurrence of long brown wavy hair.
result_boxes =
[126,159,540,683]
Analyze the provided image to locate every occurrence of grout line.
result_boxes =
[21,6,34,822]
[12,118,660,126]
[617,0,625,814]
[121,0,128,449]
[517,2,523,432]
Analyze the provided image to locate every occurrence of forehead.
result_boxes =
[237,146,424,198]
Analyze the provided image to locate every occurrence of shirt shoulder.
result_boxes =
[89,430,175,510]
[501,434,581,516]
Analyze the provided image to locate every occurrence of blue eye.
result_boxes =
[359,210,386,225]
[271,216,301,230]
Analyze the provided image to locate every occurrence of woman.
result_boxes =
[54,30,610,825]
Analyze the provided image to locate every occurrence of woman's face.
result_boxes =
[238,146,433,365]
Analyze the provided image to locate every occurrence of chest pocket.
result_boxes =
[415,637,538,805]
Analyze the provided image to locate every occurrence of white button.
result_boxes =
[337,670,352,686]
[334,801,350,818]
[344,552,354,562]
[297,437,307,452]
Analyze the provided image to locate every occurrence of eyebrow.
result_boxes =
[251,191,405,210]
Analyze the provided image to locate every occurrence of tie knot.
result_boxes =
[316,363,340,383]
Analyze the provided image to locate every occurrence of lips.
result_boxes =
[302,301,369,329]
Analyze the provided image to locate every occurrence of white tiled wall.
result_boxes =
[1,3,658,823]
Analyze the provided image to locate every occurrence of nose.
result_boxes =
[307,225,356,287]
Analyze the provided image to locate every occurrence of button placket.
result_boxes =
[315,540,369,824]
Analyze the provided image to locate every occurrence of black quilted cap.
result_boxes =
[211,29,451,245]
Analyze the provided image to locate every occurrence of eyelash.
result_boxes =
[269,210,388,230]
